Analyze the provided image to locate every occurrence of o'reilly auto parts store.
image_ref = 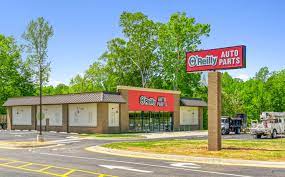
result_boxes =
[3,86,207,133]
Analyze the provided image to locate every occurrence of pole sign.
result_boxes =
[186,45,246,72]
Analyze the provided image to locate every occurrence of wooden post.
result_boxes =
[208,71,222,151]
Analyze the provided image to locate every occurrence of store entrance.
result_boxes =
[129,112,173,132]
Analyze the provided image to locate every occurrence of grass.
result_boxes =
[80,133,145,139]
[103,139,285,161]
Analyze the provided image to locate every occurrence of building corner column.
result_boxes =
[199,107,204,130]
[118,89,129,133]
[6,107,12,130]
[173,93,180,131]
[62,104,69,133]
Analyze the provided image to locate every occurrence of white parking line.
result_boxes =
[38,152,252,177]
[10,132,35,135]
[100,165,152,173]
[51,139,80,144]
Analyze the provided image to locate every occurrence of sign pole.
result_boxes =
[208,71,222,151]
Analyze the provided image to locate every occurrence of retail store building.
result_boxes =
[3,86,207,133]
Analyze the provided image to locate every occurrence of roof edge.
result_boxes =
[117,85,181,94]
[5,91,121,100]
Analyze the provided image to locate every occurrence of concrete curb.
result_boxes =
[0,143,63,150]
[86,145,285,169]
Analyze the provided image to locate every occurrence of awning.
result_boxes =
[180,98,207,107]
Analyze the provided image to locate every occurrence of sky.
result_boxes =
[0,0,284,86]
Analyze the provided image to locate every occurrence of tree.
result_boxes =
[255,66,270,82]
[221,72,244,116]
[85,62,109,91]
[95,11,210,93]
[0,34,35,114]
[22,17,54,137]
[53,84,70,94]
[120,12,158,87]
[100,38,141,88]
[157,12,210,91]
[265,70,285,112]
[70,74,89,93]
[100,12,159,88]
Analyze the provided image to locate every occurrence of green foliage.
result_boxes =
[22,17,54,85]
[157,12,210,91]
[70,11,210,100]
[265,70,285,112]
[0,34,35,114]
[222,67,285,122]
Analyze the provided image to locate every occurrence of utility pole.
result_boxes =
[37,62,44,142]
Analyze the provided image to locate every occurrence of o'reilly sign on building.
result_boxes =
[186,45,246,72]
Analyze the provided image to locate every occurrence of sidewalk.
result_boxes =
[86,145,285,169]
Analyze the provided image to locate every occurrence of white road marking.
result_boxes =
[54,141,80,144]
[10,132,34,135]
[100,165,152,173]
[66,136,80,139]
[52,139,80,143]
[171,162,201,169]
[59,132,67,134]
[38,152,253,177]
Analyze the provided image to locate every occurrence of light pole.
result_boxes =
[37,62,44,142]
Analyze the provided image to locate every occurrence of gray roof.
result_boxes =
[180,98,207,107]
[3,92,126,107]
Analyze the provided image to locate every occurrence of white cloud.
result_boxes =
[48,79,65,86]
[235,73,250,81]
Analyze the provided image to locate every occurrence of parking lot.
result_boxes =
[0,130,284,177]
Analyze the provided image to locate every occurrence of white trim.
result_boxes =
[117,85,181,94]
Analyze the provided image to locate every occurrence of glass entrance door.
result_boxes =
[129,112,173,132]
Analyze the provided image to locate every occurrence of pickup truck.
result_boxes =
[250,112,285,139]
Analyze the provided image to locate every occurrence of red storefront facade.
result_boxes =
[118,86,206,132]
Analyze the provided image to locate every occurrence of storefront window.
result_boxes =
[129,112,173,132]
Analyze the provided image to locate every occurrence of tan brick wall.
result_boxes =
[173,93,180,130]
[62,104,68,132]
[6,107,12,130]
[97,103,108,133]
[208,72,222,151]
[199,107,204,130]
[118,89,129,132]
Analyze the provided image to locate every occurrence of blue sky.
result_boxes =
[1,0,284,85]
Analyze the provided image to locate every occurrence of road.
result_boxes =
[0,131,284,177]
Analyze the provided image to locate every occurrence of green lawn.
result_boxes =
[103,139,285,161]
[80,133,145,139]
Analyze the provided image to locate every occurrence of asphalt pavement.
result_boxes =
[0,131,284,177]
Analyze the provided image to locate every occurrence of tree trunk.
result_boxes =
[141,70,146,88]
